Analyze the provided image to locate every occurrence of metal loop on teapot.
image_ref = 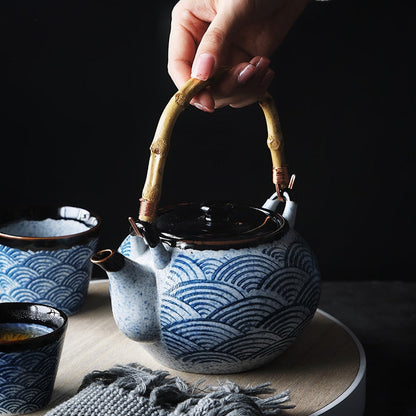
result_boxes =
[139,73,291,223]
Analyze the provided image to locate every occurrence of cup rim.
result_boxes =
[0,302,68,352]
[0,205,101,250]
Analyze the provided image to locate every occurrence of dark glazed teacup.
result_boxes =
[0,206,101,315]
[0,302,68,415]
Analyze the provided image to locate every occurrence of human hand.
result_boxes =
[168,0,310,112]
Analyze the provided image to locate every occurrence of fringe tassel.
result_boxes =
[78,364,295,415]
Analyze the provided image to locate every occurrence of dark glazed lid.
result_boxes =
[155,201,288,250]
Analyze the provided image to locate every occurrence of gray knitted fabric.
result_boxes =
[45,364,294,416]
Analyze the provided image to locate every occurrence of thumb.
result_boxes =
[191,13,232,81]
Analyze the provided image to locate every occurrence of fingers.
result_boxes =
[168,5,218,112]
[190,7,235,81]
[237,56,271,86]
[168,2,275,112]
[227,56,275,108]
[190,91,216,113]
[168,2,212,88]
[191,56,275,112]
[191,53,216,81]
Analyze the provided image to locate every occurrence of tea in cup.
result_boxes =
[0,302,68,415]
[0,205,101,315]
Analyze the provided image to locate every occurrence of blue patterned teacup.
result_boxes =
[0,302,67,415]
[0,206,101,315]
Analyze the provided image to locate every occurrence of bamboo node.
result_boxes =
[267,136,281,150]
[150,146,161,155]
[175,92,188,107]
[150,137,168,155]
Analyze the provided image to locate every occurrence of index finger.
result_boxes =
[168,7,210,88]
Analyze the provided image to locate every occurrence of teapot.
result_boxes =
[91,76,321,374]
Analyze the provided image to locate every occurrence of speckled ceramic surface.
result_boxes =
[0,206,101,315]
[117,230,321,374]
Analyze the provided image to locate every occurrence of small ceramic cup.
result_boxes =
[0,205,101,315]
[0,302,68,415]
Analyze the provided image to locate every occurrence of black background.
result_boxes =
[2,0,414,281]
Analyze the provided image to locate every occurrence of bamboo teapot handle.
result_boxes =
[139,75,290,223]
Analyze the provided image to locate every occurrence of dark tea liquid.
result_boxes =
[0,323,52,342]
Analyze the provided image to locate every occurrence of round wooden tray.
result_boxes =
[33,280,366,416]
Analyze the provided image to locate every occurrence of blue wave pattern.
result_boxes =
[119,238,131,256]
[159,235,321,372]
[0,239,98,315]
[0,340,63,415]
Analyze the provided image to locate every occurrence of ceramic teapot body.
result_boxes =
[93,199,321,374]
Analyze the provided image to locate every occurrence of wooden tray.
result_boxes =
[33,280,366,416]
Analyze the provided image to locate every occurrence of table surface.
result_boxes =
[30,279,370,416]
[31,279,415,416]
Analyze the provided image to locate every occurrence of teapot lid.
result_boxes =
[155,201,288,250]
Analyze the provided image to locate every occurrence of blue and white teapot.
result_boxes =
[92,77,321,374]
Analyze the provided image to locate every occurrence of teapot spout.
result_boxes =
[91,249,160,342]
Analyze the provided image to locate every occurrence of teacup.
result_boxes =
[0,302,68,415]
[0,205,101,315]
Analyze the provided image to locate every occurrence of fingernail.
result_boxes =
[191,53,216,80]
[253,56,270,68]
[237,63,256,84]
[193,102,214,113]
